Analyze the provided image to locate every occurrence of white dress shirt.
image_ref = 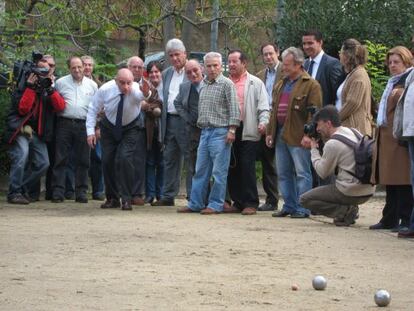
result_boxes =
[167,68,185,114]
[55,75,98,120]
[86,80,146,136]
[309,50,325,79]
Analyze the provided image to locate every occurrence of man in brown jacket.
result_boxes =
[266,47,322,218]
[256,43,283,212]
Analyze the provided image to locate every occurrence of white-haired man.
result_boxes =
[152,38,189,207]
[177,52,240,214]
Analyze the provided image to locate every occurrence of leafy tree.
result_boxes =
[277,0,414,56]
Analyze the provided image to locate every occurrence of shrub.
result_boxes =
[365,41,389,103]
[0,89,11,175]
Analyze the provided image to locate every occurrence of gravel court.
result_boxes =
[0,196,413,310]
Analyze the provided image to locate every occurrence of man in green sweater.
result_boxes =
[300,106,375,226]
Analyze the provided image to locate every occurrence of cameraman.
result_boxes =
[300,106,375,226]
[5,58,65,204]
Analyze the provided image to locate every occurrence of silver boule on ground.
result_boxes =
[312,275,327,290]
[374,289,391,307]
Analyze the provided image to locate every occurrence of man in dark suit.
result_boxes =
[255,43,283,211]
[302,30,345,107]
[127,56,147,206]
[303,30,345,187]
[152,38,189,206]
[174,59,204,197]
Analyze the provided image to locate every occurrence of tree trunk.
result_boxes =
[162,0,176,46]
[210,0,219,52]
[181,0,197,52]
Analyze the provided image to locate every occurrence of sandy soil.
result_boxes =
[0,196,413,311]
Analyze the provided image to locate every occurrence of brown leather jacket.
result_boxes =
[267,71,322,146]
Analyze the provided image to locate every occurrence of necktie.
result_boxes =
[308,60,315,76]
[114,93,124,141]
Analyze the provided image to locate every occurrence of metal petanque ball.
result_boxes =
[312,275,327,290]
[374,289,391,307]
[152,107,161,117]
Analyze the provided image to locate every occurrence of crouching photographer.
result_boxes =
[300,106,375,226]
[4,55,65,204]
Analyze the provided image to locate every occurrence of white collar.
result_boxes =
[311,50,325,65]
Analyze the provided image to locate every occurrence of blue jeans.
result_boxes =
[8,134,49,199]
[188,127,231,212]
[146,138,164,200]
[275,130,312,215]
[407,138,414,231]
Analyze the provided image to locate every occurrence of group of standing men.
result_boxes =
[5,31,374,224]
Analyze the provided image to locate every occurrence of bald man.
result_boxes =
[86,68,151,210]
[127,56,147,205]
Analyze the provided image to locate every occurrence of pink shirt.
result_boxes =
[230,72,247,121]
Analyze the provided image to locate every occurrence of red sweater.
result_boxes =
[18,88,65,136]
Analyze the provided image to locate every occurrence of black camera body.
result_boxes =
[304,121,318,138]
[303,106,319,139]
[13,51,51,93]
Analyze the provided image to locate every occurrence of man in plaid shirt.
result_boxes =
[177,52,240,214]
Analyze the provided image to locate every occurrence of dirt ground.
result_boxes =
[0,196,413,311]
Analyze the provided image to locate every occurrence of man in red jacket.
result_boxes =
[5,58,65,204]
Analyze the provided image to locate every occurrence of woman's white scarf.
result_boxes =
[377,67,413,126]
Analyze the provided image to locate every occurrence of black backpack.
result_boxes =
[331,128,374,184]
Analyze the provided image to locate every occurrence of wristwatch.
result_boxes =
[228,128,236,134]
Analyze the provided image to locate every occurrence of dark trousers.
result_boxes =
[89,140,104,196]
[300,184,372,219]
[257,135,279,205]
[161,114,189,200]
[51,117,90,199]
[228,124,260,209]
[145,136,164,200]
[380,185,413,228]
[101,118,145,202]
[65,149,76,197]
[186,125,201,199]
[131,113,146,199]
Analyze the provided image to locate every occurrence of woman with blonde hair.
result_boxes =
[335,39,373,136]
[370,46,414,231]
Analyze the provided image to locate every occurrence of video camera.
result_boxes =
[303,106,319,139]
[13,51,52,93]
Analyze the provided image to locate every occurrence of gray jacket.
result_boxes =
[160,66,189,143]
[403,70,414,137]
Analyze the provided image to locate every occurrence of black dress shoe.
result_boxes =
[369,222,388,230]
[100,199,120,209]
[151,199,175,206]
[272,210,290,217]
[258,203,277,211]
[121,201,133,211]
[75,196,88,203]
[64,192,75,200]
